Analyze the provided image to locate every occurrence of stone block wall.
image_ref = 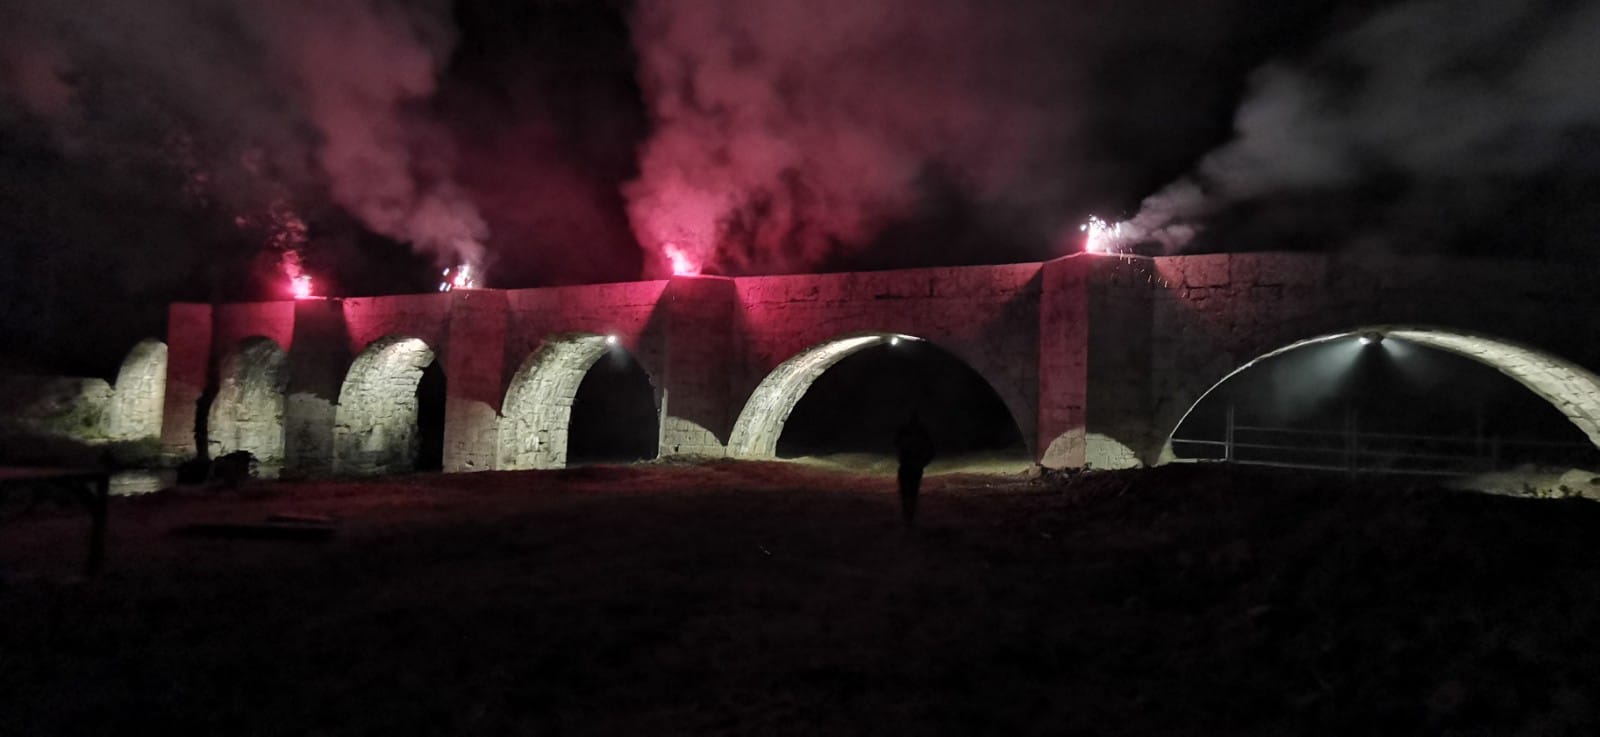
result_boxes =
[106,338,168,443]
[207,337,288,465]
[502,280,670,466]
[160,303,212,458]
[283,298,351,475]
[659,276,738,457]
[146,252,1600,476]
[443,290,507,472]
[333,336,436,475]
[731,263,1044,457]
[1142,252,1600,461]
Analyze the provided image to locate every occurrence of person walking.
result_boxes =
[894,411,935,527]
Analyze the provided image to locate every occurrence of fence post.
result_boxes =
[1344,406,1358,476]
[1224,402,1236,463]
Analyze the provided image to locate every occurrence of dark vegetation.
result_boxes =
[1,463,1597,735]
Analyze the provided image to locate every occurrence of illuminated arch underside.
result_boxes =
[208,337,288,464]
[728,333,901,460]
[106,338,167,442]
[334,336,437,475]
[499,334,631,470]
[1386,329,1600,447]
[1166,327,1600,456]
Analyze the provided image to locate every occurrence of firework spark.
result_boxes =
[439,264,478,291]
[1080,216,1126,254]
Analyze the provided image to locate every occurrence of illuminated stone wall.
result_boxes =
[501,280,668,466]
[730,264,1044,460]
[1141,253,1600,464]
[333,337,437,475]
[1036,256,1158,469]
[107,338,168,443]
[727,334,892,459]
[207,337,288,466]
[499,334,614,469]
[154,252,1600,474]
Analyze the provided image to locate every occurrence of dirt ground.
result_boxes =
[2,461,1597,736]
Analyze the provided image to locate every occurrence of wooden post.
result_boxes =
[1224,402,1236,463]
[1344,406,1358,476]
[86,472,109,577]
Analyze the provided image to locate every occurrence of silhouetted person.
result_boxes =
[895,411,935,527]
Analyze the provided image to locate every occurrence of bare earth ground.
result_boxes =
[2,461,1598,736]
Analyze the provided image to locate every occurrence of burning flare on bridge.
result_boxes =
[282,251,316,300]
[663,243,700,276]
[439,264,479,292]
[1080,216,1128,254]
[290,274,315,300]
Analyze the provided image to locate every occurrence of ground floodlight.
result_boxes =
[1359,331,1385,346]
[606,335,619,346]
[890,337,900,346]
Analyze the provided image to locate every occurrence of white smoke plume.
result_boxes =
[0,0,486,271]
[1114,0,1600,252]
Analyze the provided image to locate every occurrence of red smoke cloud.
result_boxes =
[624,0,1087,277]
[0,0,486,276]
[263,0,487,270]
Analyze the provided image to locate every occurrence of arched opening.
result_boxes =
[499,334,659,470]
[416,360,446,471]
[729,333,1028,472]
[334,336,444,475]
[567,350,658,465]
[1167,327,1600,475]
[207,337,289,471]
[106,338,167,442]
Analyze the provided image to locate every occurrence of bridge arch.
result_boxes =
[728,332,1027,461]
[207,337,288,467]
[499,333,659,469]
[334,336,444,475]
[1160,326,1600,462]
[106,338,167,442]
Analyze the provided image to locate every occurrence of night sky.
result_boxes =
[2,0,1597,375]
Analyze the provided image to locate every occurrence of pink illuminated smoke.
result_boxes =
[623,0,1066,277]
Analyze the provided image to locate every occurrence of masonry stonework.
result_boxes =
[106,338,168,443]
[207,337,288,466]
[152,253,1600,475]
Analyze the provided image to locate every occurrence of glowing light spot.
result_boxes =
[664,243,700,276]
[1080,216,1126,254]
[439,264,478,292]
[281,251,314,299]
[290,274,314,300]
[606,335,618,346]
[890,337,900,346]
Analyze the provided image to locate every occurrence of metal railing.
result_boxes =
[1170,405,1597,477]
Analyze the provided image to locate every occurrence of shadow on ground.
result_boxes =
[2,462,1597,735]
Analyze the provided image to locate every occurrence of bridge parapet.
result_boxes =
[152,252,1600,475]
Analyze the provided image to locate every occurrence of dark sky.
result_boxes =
[1,0,1597,375]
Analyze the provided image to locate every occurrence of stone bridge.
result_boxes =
[104,252,1600,476]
